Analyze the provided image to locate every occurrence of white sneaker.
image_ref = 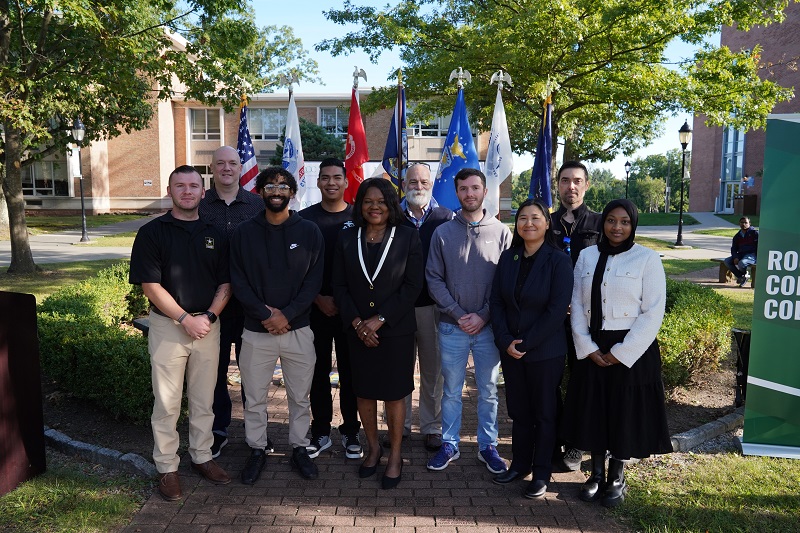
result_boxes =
[306,434,331,459]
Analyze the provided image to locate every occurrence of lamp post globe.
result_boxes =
[72,118,89,243]
[624,161,632,199]
[675,120,693,247]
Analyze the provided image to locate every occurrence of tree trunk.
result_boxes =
[1,124,39,274]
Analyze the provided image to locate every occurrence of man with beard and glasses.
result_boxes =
[425,168,512,474]
[390,162,453,452]
[199,146,266,459]
[129,165,232,501]
[229,166,324,484]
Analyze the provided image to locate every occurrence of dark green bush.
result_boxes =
[658,278,734,388]
[39,262,153,424]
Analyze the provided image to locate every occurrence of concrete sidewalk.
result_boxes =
[123,363,627,533]
[637,211,737,260]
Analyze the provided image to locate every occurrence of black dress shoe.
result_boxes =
[493,469,530,485]
[524,479,548,499]
[241,448,266,485]
[358,447,383,478]
[291,446,319,480]
[381,463,402,490]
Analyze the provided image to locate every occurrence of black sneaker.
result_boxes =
[291,446,319,480]
[241,448,266,485]
[306,434,332,459]
[211,433,228,459]
[341,432,363,459]
[561,447,584,472]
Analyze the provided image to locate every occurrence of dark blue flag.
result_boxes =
[433,88,480,211]
[529,96,553,208]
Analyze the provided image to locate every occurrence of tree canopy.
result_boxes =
[0,1,318,273]
[318,0,794,167]
[270,119,346,164]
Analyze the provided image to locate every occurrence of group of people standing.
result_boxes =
[130,150,671,507]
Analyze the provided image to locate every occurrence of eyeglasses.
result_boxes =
[263,183,291,191]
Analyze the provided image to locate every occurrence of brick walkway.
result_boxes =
[124,362,627,533]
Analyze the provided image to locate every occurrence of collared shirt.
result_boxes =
[199,187,264,238]
[401,196,441,228]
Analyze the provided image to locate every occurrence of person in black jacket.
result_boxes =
[550,160,604,472]
[230,166,324,484]
[489,199,573,498]
[332,178,423,489]
[723,216,758,286]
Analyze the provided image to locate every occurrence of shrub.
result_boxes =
[658,279,734,388]
[39,262,153,424]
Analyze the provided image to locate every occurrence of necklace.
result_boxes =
[366,228,386,242]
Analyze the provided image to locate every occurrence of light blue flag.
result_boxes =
[433,87,480,211]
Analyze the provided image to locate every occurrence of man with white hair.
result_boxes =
[394,162,453,451]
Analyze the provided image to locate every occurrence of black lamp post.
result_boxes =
[675,120,693,246]
[624,161,632,199]
[72,118,89,243]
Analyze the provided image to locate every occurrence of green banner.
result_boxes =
[742,114,800,459]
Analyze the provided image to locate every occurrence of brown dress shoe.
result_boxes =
[425,433,443,451]
[158,471,182,501]
[191,459,232,485]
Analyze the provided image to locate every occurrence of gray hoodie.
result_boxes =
[425,209,512,325]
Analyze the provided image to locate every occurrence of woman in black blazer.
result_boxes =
[332,178,423,489]
[489,198,573,498]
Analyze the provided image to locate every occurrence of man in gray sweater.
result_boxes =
[425,168,512,473]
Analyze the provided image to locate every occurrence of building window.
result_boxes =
[410,114,451,137]
[194,164,214,190]
[22,160,69,196]
[319,107,349,139]
[721,125,745,183]
[249,108,287,140]
[191,109,221,140]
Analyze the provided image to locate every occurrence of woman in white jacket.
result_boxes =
[562,199,672,508]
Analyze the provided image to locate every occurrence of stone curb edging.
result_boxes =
[43,407,747,480]
[44,426,157,478]
[670,406,745,452]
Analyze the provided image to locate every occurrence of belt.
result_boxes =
[150,307,203,318]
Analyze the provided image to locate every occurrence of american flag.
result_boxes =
[237,102,259,192]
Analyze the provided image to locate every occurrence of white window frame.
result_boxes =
[248,108,288,141]
[191,109,222,140]
[22,160,69,196]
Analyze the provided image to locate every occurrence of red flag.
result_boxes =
[344,88,368,204]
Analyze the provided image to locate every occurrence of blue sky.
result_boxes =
[256,3,716,178]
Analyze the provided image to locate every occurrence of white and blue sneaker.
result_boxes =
[478,445,508,474]
[427,442,460,471]
[306,434,332,459]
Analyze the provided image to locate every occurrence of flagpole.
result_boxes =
[397,69,404,190]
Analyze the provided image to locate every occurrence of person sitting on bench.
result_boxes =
[724,216,758,287]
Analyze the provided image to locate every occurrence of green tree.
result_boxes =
[0,2,318,273]
[270,119,346,165]
[512,170,531,210]
[633,176,667,213]
[584,166,625,212]
[319,0,793,184]
[630,150,690,212]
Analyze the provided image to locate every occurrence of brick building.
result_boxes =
[690,3,800,215]
[24,90,513,217]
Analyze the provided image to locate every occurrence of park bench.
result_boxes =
[710,258,756,288]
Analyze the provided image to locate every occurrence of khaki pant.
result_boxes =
[148,311,220,473]
[240,327,315,450]
[403,304,443,434]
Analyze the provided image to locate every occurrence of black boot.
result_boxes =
[601,457,627,508]
[579,451,606,502]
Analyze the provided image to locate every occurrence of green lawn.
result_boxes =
[638,213,699,226]
[693,228,739,237]
[714,286,754,330]
[76,232,137,247]
[637,235,676,251]
[24,214,148,235]
[616,453,800,533]
[662,259,715,276]
[0,259,126,301]
[716,213,760,226]
[0,451,149,533]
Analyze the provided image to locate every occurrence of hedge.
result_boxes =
[658,278,734,388]
[38,262,153,424]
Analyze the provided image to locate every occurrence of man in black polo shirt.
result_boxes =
[550,160,603,472]
[396,162,452,451]
[299,158,362,460]
[199,145,264,458]
[231,166,324,484]
[130,165,232,501]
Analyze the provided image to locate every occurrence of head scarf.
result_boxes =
[590,199,640,337]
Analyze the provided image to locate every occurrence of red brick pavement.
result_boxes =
[124,362,628,533]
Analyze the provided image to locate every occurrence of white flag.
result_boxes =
[484,88,513,217]
[282,92,307,210]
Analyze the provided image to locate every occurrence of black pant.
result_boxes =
[309,309,360,436]
[212,307,245,434]
[502,353,565,480]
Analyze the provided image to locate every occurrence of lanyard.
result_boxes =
[357,226,396,289]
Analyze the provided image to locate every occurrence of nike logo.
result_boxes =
[485,240,494,244]
[289,243,299,250]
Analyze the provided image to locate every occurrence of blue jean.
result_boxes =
[438,322,501,451]
[724,253,756,279]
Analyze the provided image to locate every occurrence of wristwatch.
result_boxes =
[204,311,218,323]
[377,314,386,323]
